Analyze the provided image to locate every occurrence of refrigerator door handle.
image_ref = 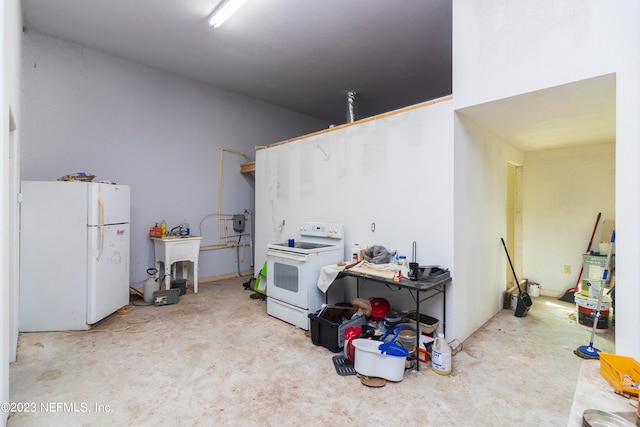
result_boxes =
[98,184,105,227]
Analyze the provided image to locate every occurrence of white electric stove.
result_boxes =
[266,222,344,330]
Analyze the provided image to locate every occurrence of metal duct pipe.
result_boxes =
[346,91,358,123]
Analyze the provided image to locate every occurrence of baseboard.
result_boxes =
[198,270,254,284]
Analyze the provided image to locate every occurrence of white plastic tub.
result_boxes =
[574,293,612,333]
[352,338,406,382]
[527,282,540,297]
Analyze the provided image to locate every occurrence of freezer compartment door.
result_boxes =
[87,223,130,324]
[87,183,130,226]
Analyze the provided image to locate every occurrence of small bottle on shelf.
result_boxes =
[351,244,361,263]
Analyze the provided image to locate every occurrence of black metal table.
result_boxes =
[335,269,451,371]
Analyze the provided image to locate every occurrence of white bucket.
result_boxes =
[574,293,612,310]
[574,294,612,333]
[527,283,540,297]
[352,338,406,382]
[598,242,610,254]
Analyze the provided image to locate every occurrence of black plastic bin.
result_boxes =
[171,279,187,296]
[308,305,367,353]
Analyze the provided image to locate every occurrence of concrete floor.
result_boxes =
[8,278,617,427]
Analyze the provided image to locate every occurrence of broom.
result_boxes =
[500,238,532,317]
[574,230,615,360]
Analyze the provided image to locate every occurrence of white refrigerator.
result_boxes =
[19,181,130,331]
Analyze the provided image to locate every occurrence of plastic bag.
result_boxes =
[364,245,392,264]
[351,298,372,317]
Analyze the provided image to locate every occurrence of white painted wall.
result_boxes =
[2,1,21,425]
[454,1,625,110]
[254,1,640,353]
[21,31,329,286]
[452,113,525,341]
[523,143,615,295]
[454,0,640,357]
[255,101,455,334]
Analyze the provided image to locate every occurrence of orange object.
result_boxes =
[149,225,162,238]
[599,352,640,397]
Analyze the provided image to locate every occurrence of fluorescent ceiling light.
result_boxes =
[208,0,247,28]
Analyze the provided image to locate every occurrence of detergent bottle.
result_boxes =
[149,223,162,238]
[431,333,452,375]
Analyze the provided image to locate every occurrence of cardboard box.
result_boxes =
[418,334,435,363]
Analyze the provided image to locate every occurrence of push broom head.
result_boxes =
[574,344,600,360]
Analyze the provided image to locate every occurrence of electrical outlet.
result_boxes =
[564,265,571,274]
[233,214,245,232]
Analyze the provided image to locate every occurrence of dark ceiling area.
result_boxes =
[21,0,452,125]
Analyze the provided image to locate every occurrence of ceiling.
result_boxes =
[20,1,615,150]
[458,74,616,152]
[21,0,453,125]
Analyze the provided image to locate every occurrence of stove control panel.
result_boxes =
[299,222,344,239]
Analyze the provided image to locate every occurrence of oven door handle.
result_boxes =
[266,249,309,262]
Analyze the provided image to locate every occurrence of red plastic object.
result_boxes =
[149,224,162,238]
[344,326,362,362]
[369,297,390,321]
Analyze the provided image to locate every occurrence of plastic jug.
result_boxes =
[431,333,452,375]
[149,223,162,238]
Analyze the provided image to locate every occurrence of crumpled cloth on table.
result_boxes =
[317,262,354,292]
[317,261,410,293]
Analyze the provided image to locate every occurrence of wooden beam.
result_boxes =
[268,95,453,149]
[240,161,255,174]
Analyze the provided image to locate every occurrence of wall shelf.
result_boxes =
[240,162,255,174]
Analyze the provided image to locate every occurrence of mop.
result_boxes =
[574,230,615,360]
